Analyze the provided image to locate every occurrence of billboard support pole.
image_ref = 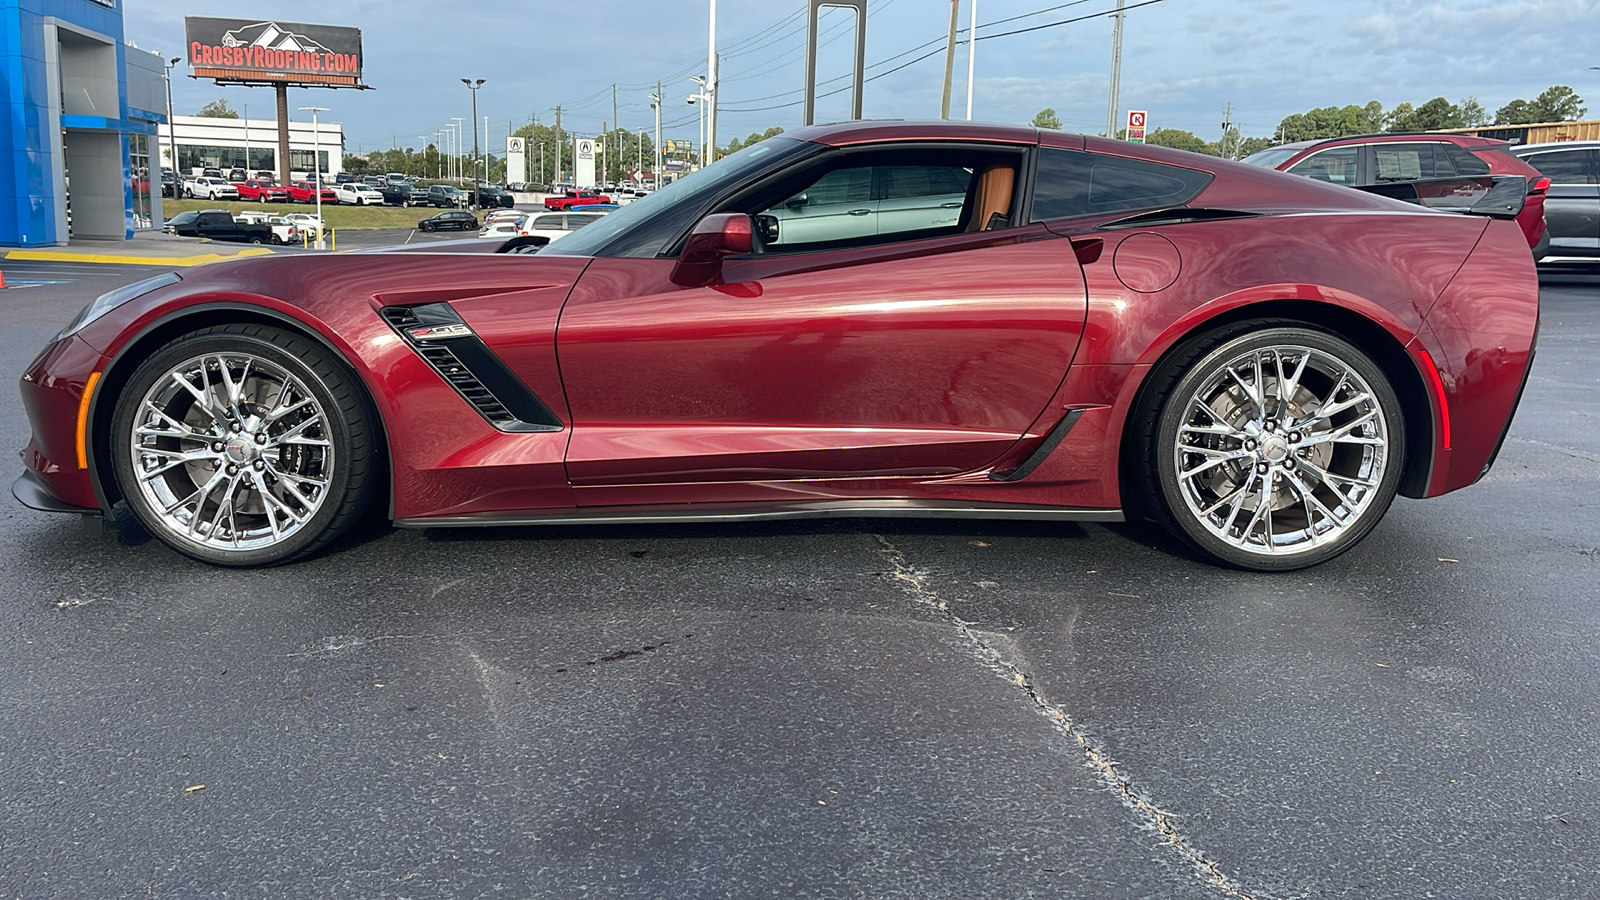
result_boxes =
[275,84,291,185]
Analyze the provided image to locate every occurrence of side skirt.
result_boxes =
[396,499,1124,529]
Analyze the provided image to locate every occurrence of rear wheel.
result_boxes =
[111,325,379,567]
[1132,324,1405,571]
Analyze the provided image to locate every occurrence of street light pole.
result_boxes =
[298,106,328,249]
[449,118,464,186]
[690,76,707,168]
[461,78,484,205]
[164,56,180,183]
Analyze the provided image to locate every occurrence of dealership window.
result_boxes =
[175,144,325,175]
[129,134,154,230]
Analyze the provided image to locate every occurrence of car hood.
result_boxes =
[79,250,593,359]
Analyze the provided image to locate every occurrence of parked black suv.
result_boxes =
[473,184,515,208]
[166,209,272,243]
[417,210,478,232]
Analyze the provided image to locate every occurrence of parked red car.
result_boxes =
[544,189,611,210]
[234,179,290,202]
[1244,133,1550,257]
[287,181,337,204]
[15,121,1538,571]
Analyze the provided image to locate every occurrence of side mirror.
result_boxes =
[671,213,753,287]
[785,192,808,209]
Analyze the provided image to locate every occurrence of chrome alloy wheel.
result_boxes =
[1172,344,1391,557]
[128,352,334,552]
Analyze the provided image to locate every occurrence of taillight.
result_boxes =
[1529,177,1550,195]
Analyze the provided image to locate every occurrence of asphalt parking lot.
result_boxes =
[2,261,1597,898]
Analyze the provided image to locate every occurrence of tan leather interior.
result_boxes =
[966,164,1016,232]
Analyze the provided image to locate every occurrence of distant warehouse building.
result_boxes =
[1,0,168,246]
[160,115,345,181]
[1435,120,1600,146]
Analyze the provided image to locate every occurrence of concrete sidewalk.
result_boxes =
[1,231,277,267]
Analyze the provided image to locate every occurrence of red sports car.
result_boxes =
[15,121,1538,571]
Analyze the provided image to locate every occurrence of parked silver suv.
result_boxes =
[1511,140,1599,264]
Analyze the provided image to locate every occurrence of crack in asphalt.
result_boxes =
[1506,436,1600,465]
[872,534,1261,900]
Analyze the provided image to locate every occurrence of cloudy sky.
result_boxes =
[127,0,1600,155]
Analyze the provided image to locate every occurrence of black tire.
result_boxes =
[111,324,380,567]
[248,236,265,244]
[1128,322,1405,571]
[420,222,433,232]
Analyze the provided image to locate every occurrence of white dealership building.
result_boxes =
[157,114,345,180]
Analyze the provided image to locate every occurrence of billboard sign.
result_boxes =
[574,139,596,188]
[506,137,526,185]
[1126,109,1147,143]
[185,17,364,87]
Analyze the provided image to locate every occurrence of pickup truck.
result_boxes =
[543,189,611,210]
[235,179,290,202]
[168,209,273,243]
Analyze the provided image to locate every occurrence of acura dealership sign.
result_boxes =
[185,17,364,87]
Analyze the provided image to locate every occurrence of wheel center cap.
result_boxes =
[224,435,258,463]
[1259,434,1290,463]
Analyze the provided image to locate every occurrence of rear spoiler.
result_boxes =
[1354,174,1527,220]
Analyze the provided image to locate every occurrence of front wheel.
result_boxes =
[111,324,379,567]
[1132,325,1405,571]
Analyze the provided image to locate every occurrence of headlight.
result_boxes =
[56,272,182,340]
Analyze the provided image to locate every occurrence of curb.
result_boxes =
[1,248,275,267]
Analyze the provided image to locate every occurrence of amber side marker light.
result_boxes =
[76,371,101,469]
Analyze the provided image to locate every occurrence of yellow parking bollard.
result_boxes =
[330,228,335,251]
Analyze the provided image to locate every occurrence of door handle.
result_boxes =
[940,201,963,208]
[847,208,872,216]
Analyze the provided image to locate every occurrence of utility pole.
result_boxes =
[298,106,328,248]
[940,0,959,119]
[965,0,978,120]
[707,0,717,161]
[1221,101,1234,159]
[612,84,619,183]
[1106,0,1126,138]
[554,105,562,186]
[650,85,662,185]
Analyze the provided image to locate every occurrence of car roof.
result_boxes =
[1514,140,1600,153]
[785,118,1039,147]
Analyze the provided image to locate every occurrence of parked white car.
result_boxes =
[517,210,607,247]
[477,220,523,240]
[185,176,239,200]
[333,183,384,205]
[231,210,301,244]
[283,213,325,237]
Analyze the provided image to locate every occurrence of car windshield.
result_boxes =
[544,137,814,258]
[1241,147,1301,168]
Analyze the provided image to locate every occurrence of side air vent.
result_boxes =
[380,303,563,433]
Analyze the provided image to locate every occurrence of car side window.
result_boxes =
[1030,148,1212,220]
[1287,146,1358,184]
[1373,143,1443,181]
[1444,145,1491,176]
[796,167,873,207]
[1522,149,1597,184]
[757,161,979,251]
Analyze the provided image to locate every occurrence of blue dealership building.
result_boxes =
[2,0,167,246]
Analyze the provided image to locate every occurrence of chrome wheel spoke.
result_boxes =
[129,349,335,553]
[1173,341,1390,557]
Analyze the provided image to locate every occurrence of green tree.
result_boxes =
[1145,127,1209,154]
[1030,108,1062,130]
[1236,136,1274,158]
[1458,97,1487,128]
[1532,85,1586,122]
[196,98,239,118]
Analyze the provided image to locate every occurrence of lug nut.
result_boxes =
[1263,420,1275,433]
[253,459,266,471]
[230,421,243,433]
[211,441,225,453]
[225,464,239,476]
[255,433,269,445]
[1289,432,1302,443]
[1244,439,1257,452]
[1256,461,1270,474]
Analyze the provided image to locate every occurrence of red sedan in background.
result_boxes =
[234,179,290,202]
[287,181,337,204]
[1243,132,1551,257]
[15,121,1538,571]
